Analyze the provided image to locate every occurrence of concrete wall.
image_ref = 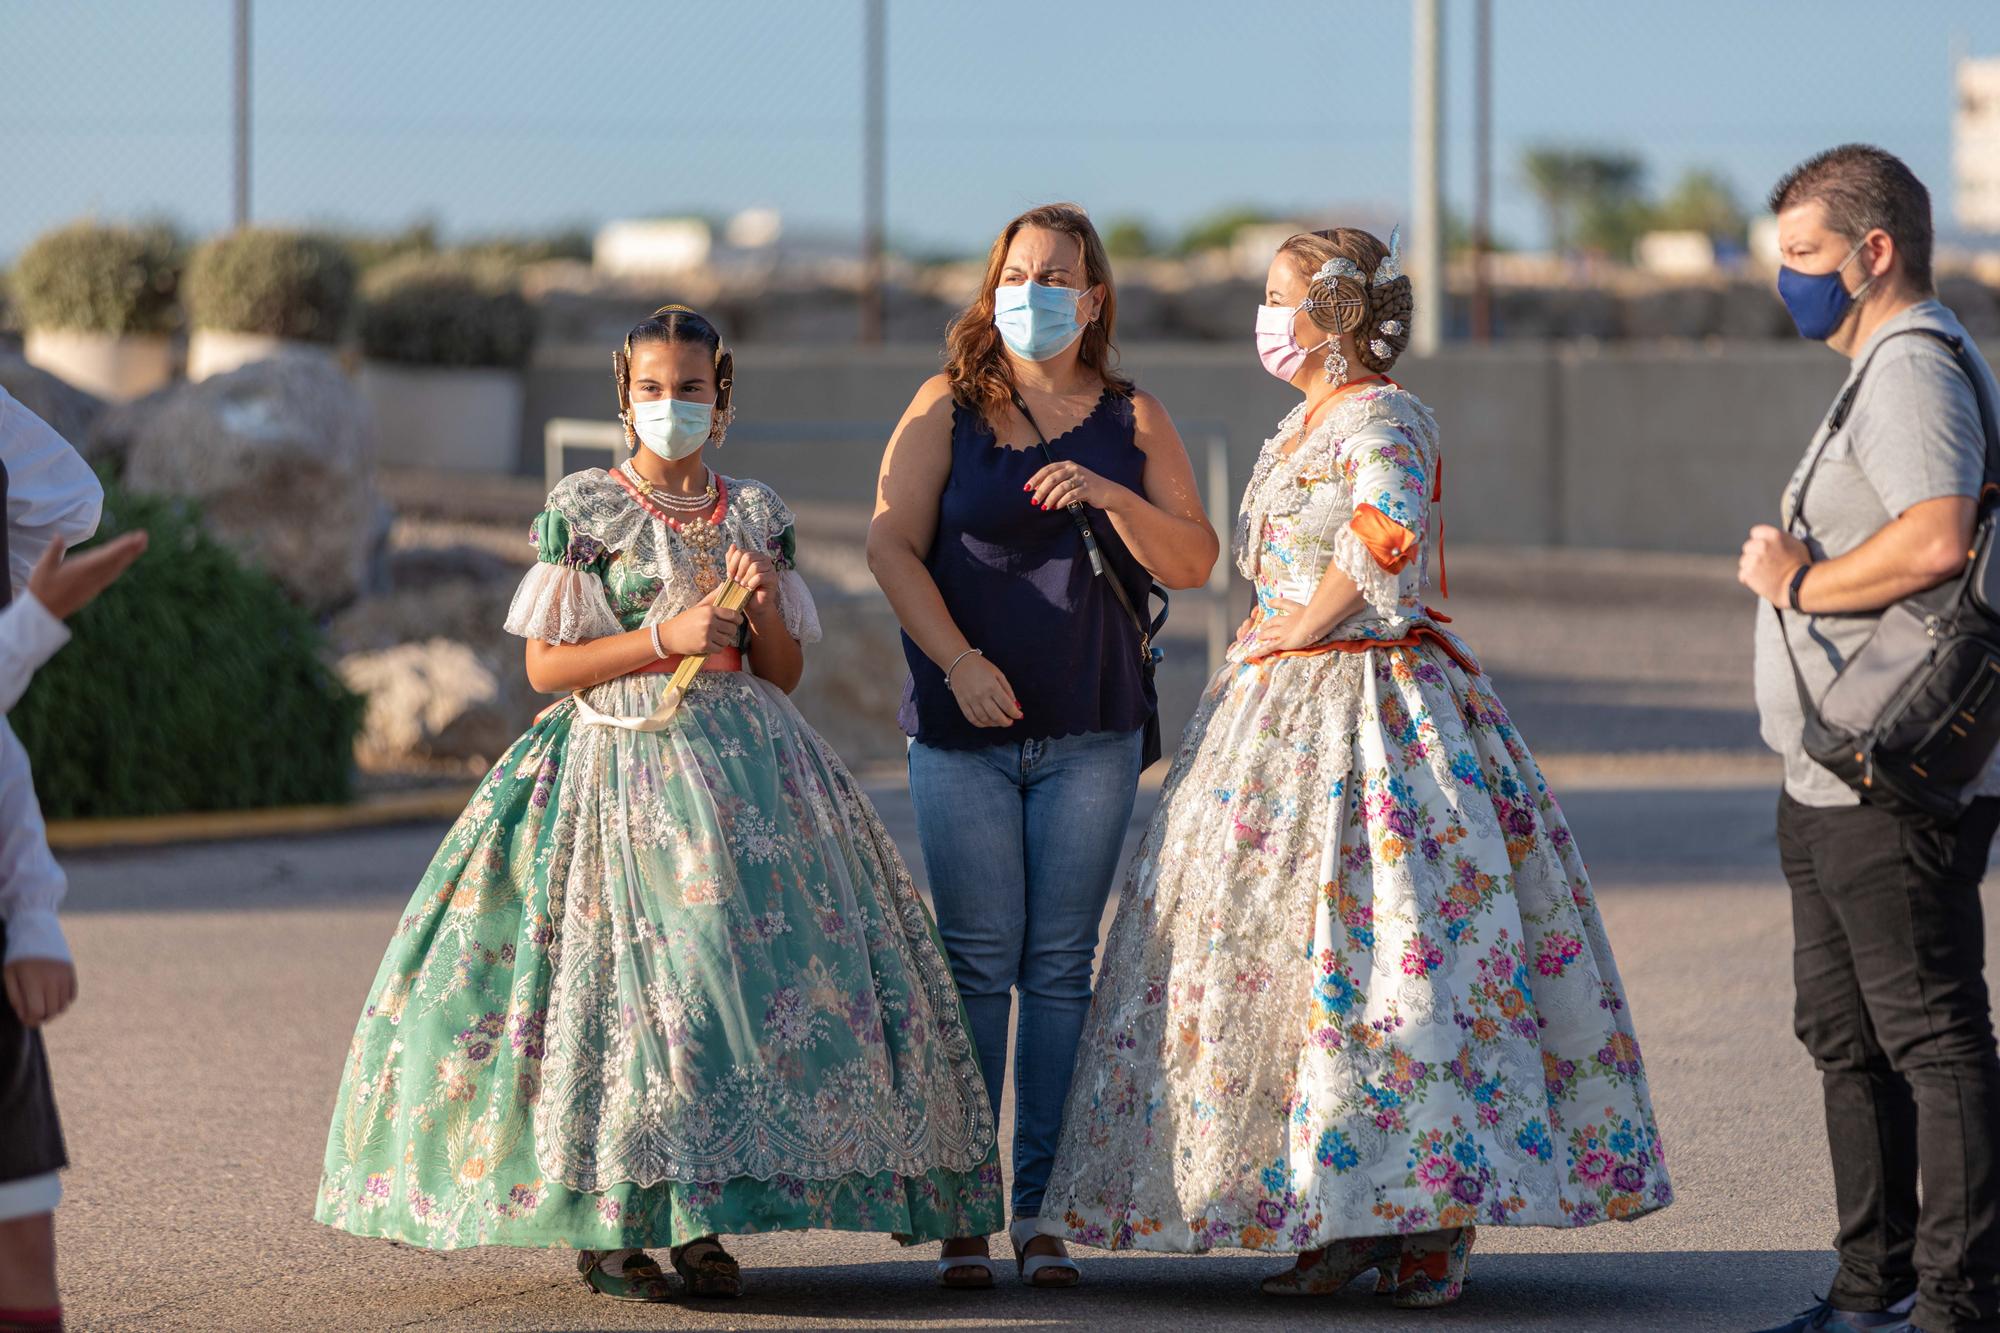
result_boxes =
[515,339,1988,556]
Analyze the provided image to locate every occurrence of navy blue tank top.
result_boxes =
[899,387,1154,749]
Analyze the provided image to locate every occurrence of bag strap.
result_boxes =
[1777,326,2000,724]
[1008,389,1168,655]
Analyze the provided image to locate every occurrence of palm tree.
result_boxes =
[1522,148,1646,257]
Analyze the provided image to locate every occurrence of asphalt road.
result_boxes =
[43,769,1955,1333]
[39,547,1961,1331]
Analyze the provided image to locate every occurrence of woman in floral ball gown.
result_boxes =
[1036,231,1672,1309]
[315,306,1002,1302]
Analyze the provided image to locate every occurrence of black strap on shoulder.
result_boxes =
[0,455,10,609]
[1008,389,1168,651]
[1778,327,2000,719]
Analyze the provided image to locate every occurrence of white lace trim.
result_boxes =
[549,468,799,582]
[778,568,822,645]
[503,564,623,644]
[1330,521,1407,624]
[1234,386,1439,581]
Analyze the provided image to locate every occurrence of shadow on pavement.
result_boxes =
[525,1247,1829,1331]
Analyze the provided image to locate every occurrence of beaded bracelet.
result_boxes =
[649,623,668,660]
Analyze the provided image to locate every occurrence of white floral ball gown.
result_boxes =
[1039,383,1670,1254]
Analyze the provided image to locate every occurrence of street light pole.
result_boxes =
[1410,0,1443,355]
[1471,0,1492,343]
[233,0,251,229]
[860,0,886,344]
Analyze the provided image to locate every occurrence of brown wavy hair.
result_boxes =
[1276,228,1414,375]
[943,202,1133,428]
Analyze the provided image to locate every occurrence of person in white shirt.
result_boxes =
[0,386,143,1333]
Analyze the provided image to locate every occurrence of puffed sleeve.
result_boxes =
[767,523,823,645]
[0,386,103,598]
[1329,423,1430,623]
[502,507,624,643]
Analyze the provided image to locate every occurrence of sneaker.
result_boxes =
[1752,1299,1914,1333]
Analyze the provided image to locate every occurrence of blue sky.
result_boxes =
[3,0,1997,262]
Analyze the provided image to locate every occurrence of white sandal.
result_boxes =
[935,1249,998,1289]
[1009,1218,1081,1288]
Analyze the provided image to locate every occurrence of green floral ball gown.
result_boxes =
[315,463,1003,1250]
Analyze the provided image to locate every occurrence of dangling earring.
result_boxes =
[621,411,638,453]
[1324,343,1350,387]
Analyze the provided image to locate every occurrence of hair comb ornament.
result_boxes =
[1379,319,1405,337]
[1371,226,1404,286]
[1369,338,1393,360]
[1311,256,1366,285]
[1302,256,1367,315]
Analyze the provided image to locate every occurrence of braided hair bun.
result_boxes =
[1281,227,1414,375]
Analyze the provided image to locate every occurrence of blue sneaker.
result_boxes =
[1752,1300,1914,1333]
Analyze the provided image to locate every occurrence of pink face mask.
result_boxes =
[1254,303,1328,383]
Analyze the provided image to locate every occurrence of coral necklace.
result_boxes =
[614,461,728,561]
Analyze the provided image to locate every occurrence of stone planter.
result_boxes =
[22,329,174,401]
[186,328,335,382]
[358,360,524,473]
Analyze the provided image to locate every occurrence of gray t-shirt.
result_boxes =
[1753,300,2000,806]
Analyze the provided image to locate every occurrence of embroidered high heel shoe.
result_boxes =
[575,1249,676,1302]
[1377,1226,1476,1308]
[1258,1235,1402,1296]
[669,1237,743,1298]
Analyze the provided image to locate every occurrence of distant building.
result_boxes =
[1955,56,2000,233]
[1635,230,1718,278]
[593,218,713,278]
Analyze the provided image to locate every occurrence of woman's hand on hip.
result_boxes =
[949,654,1023,728]
[1249,597,1323,660]
[1026,460,1130,514]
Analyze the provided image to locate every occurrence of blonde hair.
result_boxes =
[1276,228,1414,375]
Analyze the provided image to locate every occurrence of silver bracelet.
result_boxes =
[944,647,983,687]
[649,623,668,659]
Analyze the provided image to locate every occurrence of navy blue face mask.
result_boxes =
[1777,241,1873,341]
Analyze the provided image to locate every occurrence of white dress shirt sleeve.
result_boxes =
[0,722,67,965]
[1,385,103,598]
[0,594,70,715]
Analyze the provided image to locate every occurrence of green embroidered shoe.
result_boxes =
[576,1249,676,1302]
[670,1237,743,1298]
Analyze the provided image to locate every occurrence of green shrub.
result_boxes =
[357,254,536,370]
[9,221,181,335]
[14,479,363,818]
[184,228,356,342]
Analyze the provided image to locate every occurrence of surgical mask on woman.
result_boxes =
[628,397,714,461]
[1254,303,1330,383]
[994,281,1086,361]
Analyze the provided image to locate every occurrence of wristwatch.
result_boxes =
[1787,562,1812,613]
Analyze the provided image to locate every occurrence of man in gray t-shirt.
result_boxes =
[1741,146,2000,1333]
[1751,297,2000,805]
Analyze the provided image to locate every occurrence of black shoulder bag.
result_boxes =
[1780,329,2000,820]
[1009,390,1170,769]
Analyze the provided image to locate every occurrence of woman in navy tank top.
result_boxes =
[868,204,1218,1289]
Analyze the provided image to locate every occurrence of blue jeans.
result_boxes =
[908,727,1144,1222]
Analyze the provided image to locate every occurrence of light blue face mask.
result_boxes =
[993,281,1088,361]
[628,396,714,461]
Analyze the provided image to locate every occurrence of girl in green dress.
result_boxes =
[315,306,1004,1302]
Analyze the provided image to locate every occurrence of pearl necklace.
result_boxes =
[621,459,716,511]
